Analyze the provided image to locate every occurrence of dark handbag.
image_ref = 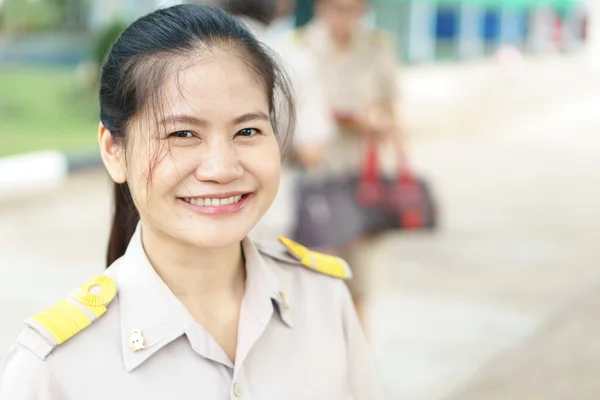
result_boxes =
[357,141,437,232]
[292,140,438,250]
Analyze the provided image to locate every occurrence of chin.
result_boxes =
[176,224,251,250]
[194,234,247,249]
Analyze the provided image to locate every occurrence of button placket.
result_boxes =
[233,382,243,397]
[231,369,251,399]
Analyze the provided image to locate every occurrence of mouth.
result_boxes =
[180,194,248,207]
[177,192,253,215]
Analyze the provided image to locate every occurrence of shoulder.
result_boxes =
[368,28,396,47]
[0,343,65,398]
[256,237,354,322]
[288,26,309,46]
[256,236,353,281]
[365,28,397,57]
[16,273,119,362]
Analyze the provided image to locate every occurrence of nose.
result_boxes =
[194,141,244,184]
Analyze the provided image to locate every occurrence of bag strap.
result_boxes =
[356,141,382,205]
[393,135,416,184]
[360,132,416,185]
[361,141,380,182]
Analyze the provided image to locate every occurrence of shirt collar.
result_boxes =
[111,225,194,372]
[242,236,294,329]
[111,224,293,373]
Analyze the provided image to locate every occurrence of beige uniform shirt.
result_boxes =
[0,226,382,399]
[295,21,400,174]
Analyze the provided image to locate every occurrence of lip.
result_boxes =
[180,191,249,200]
[178,193,253,216]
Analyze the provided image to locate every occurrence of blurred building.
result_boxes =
[88,0,183,29]
[0,0,183,65]
[0,0,592,66]
[295,0,589,63]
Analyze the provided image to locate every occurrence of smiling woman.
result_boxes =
[0,4,382,400]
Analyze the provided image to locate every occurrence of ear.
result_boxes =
[98,123,127,184]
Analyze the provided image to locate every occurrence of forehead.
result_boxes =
[158,52,269,120]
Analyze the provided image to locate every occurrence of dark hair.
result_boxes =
[222,0,278,25]
[101,4,295,267]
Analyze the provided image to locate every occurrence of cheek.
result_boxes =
[152,149,198,191]
[125,142,185,206]
[242,140,281,187]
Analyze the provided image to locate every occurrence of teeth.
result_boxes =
[188,198,204,206]
[185,195,244,207]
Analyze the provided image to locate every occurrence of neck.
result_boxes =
[333,33,352,51]
[140,222,246,301]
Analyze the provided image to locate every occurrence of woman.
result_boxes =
[292,0,402,325]
[0,5,381,399]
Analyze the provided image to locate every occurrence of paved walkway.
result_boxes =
[370,54,600,399]
[1,54,600,399]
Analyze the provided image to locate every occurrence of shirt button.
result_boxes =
[233,382,243,397]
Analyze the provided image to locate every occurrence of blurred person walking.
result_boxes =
[291,0,404,326]
[0,5,381,399]
[222,0,336,246]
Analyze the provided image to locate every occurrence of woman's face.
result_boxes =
[117,51,280,249]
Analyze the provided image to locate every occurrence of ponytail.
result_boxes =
[106,182,139,268]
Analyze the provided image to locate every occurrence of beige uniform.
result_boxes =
[294,21,401,298]
[0,226,382,399]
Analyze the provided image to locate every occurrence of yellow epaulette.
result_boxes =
[291,27,308,45]
[370,29,394,46]
[259,236,352,280]
[21,275,117,359]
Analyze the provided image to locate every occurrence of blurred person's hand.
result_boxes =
[294,144,327,168]
[333,109,374,136]
[333,107,397,141]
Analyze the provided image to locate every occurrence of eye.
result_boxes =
[169,131,193,138]
[236,128,260,137]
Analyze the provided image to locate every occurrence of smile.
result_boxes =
[178,193,253,215]
[181,195,243,207]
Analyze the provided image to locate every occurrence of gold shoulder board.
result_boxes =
[291,27,308,45]
[23,275,117,355]
[276,237,352,280]
[370,29,393,46]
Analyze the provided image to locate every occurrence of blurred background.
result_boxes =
[1,0,600,398]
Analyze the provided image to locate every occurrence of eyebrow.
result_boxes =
[159,112,270,127]
[233,112,270,125]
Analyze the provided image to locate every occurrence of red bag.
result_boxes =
[292,138,437,250]
[356,139,437,232]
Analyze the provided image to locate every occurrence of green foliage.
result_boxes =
[1,0,64,33]
[92,19,127,66]
[0,0,88,33]
[0,67,98,156]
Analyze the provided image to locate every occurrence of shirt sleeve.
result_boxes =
[339,282,384,400]
[374,31,400,103]
[0,344,66,400]
[292,55,336,147]
[274,35,336,148]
